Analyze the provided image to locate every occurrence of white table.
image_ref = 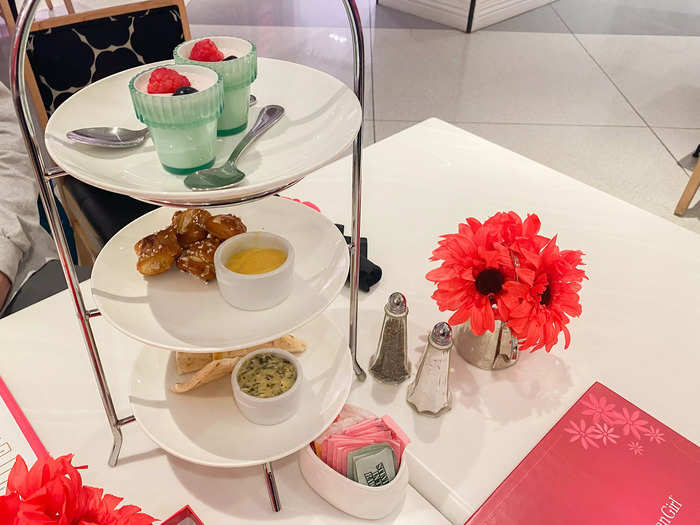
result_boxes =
[2,119,699,524]
[289,119,700,522]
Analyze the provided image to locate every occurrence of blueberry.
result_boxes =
[172,86,198,96]
[223,55,238,61]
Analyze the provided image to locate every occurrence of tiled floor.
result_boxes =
[2,0,699,230]
[198,0,700,232]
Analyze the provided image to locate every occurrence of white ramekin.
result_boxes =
[232,348,303,425]
[298,443,409,519]
[214,231,295,310]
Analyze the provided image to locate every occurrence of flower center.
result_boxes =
[540,286,552,306]
[475,268,505,295]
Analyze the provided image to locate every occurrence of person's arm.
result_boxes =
[0,82,40,307]
[0,272,10,309]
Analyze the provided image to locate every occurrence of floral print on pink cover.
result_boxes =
[565,392,666,456]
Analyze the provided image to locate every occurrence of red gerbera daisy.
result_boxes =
[504,236,586,351]
[426,218,520,335]
[0,454,155,525]
[428,211,587,352]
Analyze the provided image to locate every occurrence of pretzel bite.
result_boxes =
[205,214,247,240]
[134,226,182,276]
[171,208,212,246]
[176,237,221,281]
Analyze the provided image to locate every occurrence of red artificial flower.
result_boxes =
[426,217,520,335]
[427,211,587,351]
[503,236,586,351]
[0,455,155,525]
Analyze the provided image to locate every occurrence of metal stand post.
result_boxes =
[9,0,134,469]
[342,0,367,382]
[9,0,366,510]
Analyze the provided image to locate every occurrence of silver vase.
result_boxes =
[453,321,519,370]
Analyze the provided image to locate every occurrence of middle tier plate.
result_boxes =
[91,197,349,352]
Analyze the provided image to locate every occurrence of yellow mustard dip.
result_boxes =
[226,248,287,274]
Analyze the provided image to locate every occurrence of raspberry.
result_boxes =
[189,39,224,62]
[147,67,191,94]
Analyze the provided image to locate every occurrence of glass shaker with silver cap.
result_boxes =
[406,322,453,416]
[368,292,411,383]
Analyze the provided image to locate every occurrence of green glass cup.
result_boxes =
[129,64,223,174]
[174,37,257,136]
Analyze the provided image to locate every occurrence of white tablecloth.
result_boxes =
[287,118,700,521]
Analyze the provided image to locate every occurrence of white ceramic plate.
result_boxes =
[45,58,361,205]
[91,197,349,352]
[130,313,352,467]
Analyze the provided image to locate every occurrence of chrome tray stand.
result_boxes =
[9,0,366,512]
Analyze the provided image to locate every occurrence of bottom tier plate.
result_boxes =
[129,313,352,467]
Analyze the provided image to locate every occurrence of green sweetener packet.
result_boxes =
[354,448,397,487]
[346,444,395,482]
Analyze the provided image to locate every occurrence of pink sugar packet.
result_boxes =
[325,434,392,474]
[321,431,392,468]
[382,415,410,453]
[314,405,411,476]
[314,405,376,455]
[336,439,402,475]
[317,416,366,456]
[322,433,393,465]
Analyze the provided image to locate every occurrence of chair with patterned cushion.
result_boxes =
[24,0,190,264]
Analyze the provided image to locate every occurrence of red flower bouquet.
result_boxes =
[0,454,155,525]
[426,211,586,352]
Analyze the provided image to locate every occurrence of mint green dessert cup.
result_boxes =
[174,37,257,136]
[129,64,223,174]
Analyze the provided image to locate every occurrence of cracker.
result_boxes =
[175,352,213,375]
[170,357,240,393]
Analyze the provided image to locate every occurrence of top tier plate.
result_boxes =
[45,58,362,206]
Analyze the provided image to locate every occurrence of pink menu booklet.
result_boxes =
[466,382,700,525]
[0,376,48,494]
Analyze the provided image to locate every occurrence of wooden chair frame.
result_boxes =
[674,155,700,216]
[1,0,75,30]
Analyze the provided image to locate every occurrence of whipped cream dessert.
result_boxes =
[133,64,219,96]
[176,37,253,62]
[173,36,257,135]
[129,63,223,173]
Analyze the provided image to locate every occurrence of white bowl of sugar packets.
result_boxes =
[298,443,409,519]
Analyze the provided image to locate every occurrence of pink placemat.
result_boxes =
[0,376,48,493]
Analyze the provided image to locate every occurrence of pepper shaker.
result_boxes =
[406,322,453,416]
[368,292,411,383]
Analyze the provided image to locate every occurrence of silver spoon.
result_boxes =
[184,105,284,191]
[66,94,257,148]
[66,126,149,148]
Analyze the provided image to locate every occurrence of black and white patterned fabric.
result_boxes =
[27,5,185,117]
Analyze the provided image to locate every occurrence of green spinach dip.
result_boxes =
[237,353,297,398]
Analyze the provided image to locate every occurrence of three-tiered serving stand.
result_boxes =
[9,0,367,512]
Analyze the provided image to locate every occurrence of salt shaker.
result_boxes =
[406,322,453,416]
[368,292,411,383]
